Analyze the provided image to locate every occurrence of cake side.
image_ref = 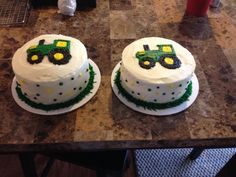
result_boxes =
[120,65,192,103]
[14,61,90,105]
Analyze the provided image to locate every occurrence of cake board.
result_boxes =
[11,59,101,115]
[111,62,199,116]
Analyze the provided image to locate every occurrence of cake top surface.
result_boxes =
[12,34,87,82]
[122,37,196,83]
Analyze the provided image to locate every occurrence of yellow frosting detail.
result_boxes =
[162,46,172,52]
[65,91,73,97]
[56,41,67,47]
[167,84,175,89]
[164,57,174,65]
[45,88,54,94]
[54,53,64,60]
[31,55,39,61]
[137,51,145,55]
[29,45,37,49]
[144,61,150,65]
[79,73,83,77]
[19,79,25,85]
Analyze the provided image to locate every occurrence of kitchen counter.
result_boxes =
[0,0,236,152]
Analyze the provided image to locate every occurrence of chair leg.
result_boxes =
[40,157,55,177]
[188,148,205,160]
[95,151,130,177]
[19,152,38,177]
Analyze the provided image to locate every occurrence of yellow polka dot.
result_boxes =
[167,84,175,89]
[65,91,73,97]
[144,61,150,65]
[156,92,159,96]
[164,57,174,65]
[31,55,38,61]
[44,88,54,94]
[54,53,64,60]
[140,95,145,100]
[79,73,83,77]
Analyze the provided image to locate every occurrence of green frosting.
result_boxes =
[27,39,71,65]
[16,64,95,111]
[114,69,192,110]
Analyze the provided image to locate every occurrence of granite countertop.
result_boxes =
[0,0,236,152]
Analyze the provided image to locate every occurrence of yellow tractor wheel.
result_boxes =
[48,48,71,65]
[139,57,156,69]
[27,51,44,64]
[159,55,181,69]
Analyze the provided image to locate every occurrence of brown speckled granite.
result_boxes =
[110,10,136,39]
[109,0,134,10]
[0,0,236,152]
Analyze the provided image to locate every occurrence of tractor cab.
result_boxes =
[54,40,70,48]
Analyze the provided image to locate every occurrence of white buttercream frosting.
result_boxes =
[12,34,87,82]
[122,37,196,84]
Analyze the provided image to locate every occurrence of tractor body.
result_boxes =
[135,44,181,69]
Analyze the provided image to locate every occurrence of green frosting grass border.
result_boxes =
[114,69,192,110]
[15,64,95,111]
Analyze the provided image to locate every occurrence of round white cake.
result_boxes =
[119,37,196,104]
[12,34,90,106]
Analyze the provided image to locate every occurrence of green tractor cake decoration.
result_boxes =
[27,39,72,65]
[136,44,181,69]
